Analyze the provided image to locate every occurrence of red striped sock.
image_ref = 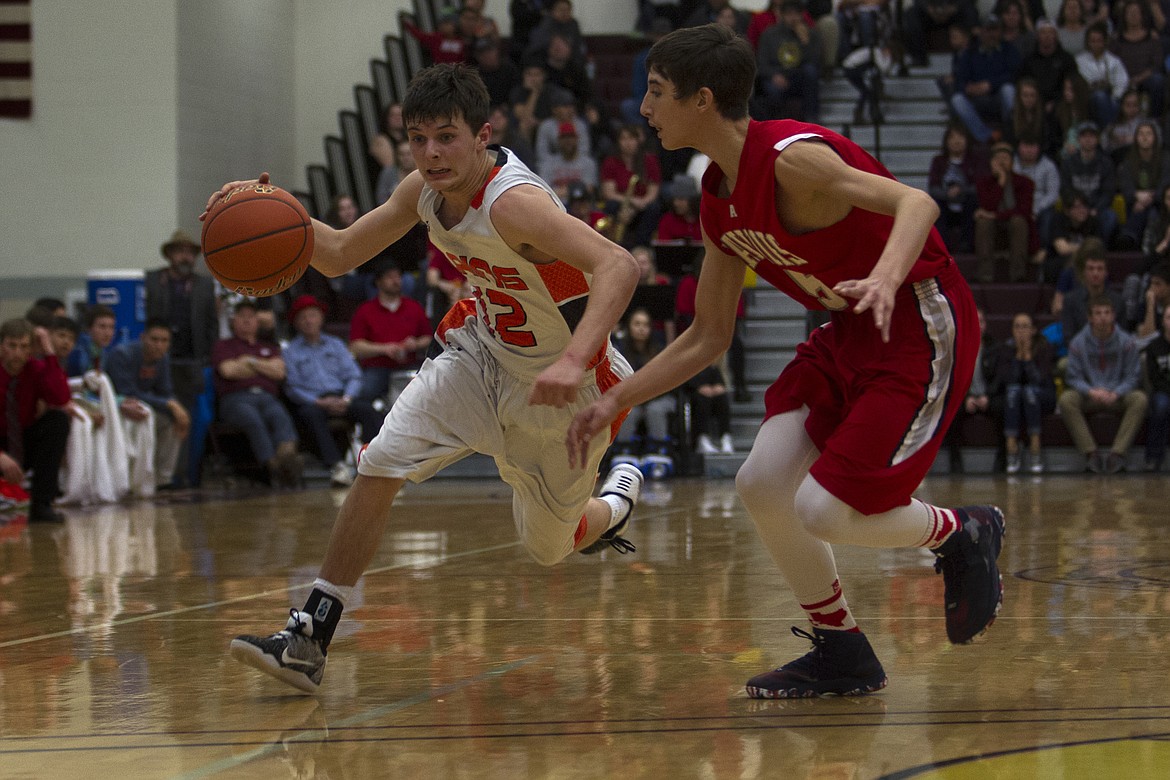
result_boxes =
[801,579,859,632]
[919,504,960,549]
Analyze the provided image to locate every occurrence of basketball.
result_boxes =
[201,183,315,297]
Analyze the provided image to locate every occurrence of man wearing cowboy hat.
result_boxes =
[284,295,384,487]
[145,228,218,486]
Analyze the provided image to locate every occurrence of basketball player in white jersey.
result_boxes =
[204,64,645,693]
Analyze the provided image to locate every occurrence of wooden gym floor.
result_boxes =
[1,473,1168,779]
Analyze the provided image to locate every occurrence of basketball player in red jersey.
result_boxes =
[568,24,1005,698]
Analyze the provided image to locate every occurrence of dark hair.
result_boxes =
[0,318,33,341]
[1084,21,1109,45]
[34,297,65,313]
[84,304,116,329]
[51,316,80,337]
[24,305,55,329]
[645,24,754,121]
[144,316,172,333]
[1150,262,1170,283]
[1088,293,1115,311]
[402,63,491,134]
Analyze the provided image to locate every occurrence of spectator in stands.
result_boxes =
[1131,261,1170,338]
[65,304,116,377]
[1083,0,1112,28]
[539,119,599,202]
[526,0,587,62]
[372,135,415,206]
[106,317,190,490]
[836,0,889,64]
[1143,183,1170,260]
[1117,119,1168,249]
[929,122,984,253]
[284,295,384,488]
[534,88,590,167]
[675,256,751,403]
[349,264,433,403]
[942,307,1000,472]
[508,0,547,64]
[565,180,608,227]
[462,0,502,46]
[473,38,520,108]
[936,24,974,106]
[685,0,750,33]
[510,60,557,145]
[1014,134,1061,251]
[975,142,1036,282]
[994,312,1056,473]
[1019,20,1078,117]
[1102,88,1147,158]
[1050,72,1092,157]
[1008,77,1047,146]
[403,12,468,65]
[610,308,677,477]
[949,14,1022,144]
[688,359,736,455]
[903,0,979,68]
[622,17,672,126]
[656,173,701,242]
[488,104,536,166]
[1142,305,1170,469]
[599,124,662,248]
[1059,295,1147,472]
[540,33,593,108]
[0,318,70,523]
[212,300,302,488]
[1059,120,1119,245]
[145,228,218,438]
[1056,0,1089,55]
[997,0,1036,59]
[1063,242,1128,340]
[842,20,900,125]
[1047,195,1100,288]
[756,1,823,123]
[1111,0,1165,118]
[1077,22,1129,127]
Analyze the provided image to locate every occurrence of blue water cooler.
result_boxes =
[87,269,145,346]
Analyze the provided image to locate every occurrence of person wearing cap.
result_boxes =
[1059,119,1119,244]
[283,296,383,487]
[145,227,219,476]
[534,87,591,168]
[949,13,1023,143]
[537,118,599,203]
[211,300,302,488]
[656,173,701,242]
[1018,17,1079,107]
[974,142,1037,282]
[1075,22,1128,127]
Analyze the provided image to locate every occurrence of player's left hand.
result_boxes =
[833,275,898,343]
[567,394,621,470]
[529,358,584,408]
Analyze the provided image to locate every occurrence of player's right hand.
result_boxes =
[566,395,621,470]
[200,172,271,221]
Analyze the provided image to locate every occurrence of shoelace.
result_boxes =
[788,626,829,675]
[601,536,636,554]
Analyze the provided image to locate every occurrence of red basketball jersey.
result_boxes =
[699,119,953,311]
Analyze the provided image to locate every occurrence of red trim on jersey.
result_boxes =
[535,261,590,303]
[470,165,504,209]
[594,354,629,442]
[435,298,478,344]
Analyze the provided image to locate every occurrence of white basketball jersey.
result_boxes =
[418,147,600,378]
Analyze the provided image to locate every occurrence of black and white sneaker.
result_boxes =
[230,609,327,694]
[580,463,642,554]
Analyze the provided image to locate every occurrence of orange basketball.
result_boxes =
[201,183,314,297]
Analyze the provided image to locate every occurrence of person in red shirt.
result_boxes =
[655,172,702,242]
[0,318,71,523]
[599,124,663,247]
[348,263,433,402]
[568,24,1004,699]
[403,13,468,65]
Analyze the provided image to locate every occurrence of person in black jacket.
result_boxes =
[994,312,1056,473]
[1143,306,1170,470]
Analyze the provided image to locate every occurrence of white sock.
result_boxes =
[312,578,353,607]
[600,494,630,530]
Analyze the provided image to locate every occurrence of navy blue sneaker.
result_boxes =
[746,626,888,698]
[934,505,1005,644]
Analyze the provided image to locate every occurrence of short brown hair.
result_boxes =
[646,23,755,120]
[84,303,117,329]
[402,63,491,134]
[0,318,33,342]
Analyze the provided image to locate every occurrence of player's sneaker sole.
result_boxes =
[230,637,324,694]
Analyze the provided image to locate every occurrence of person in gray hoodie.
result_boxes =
[1058,294,1148,472]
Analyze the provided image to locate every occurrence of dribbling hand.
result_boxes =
[566,395,620,470]
[200,172,271,221]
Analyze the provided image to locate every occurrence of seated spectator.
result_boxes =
[211,300,302,488]
[974,141,1037,282]
[1142,306,1170,470]
[993,312,1056,473]
[349,265,433,403]
[1111,0,1165,118]
[630,245,677,343]
[1143,184,1170,260]
[540,33,594,109]
[403,11,467,65]
[936,24,974,106]
[688,362,736,455]
[599,124,662,248]
[1046,195,1101,289]
[534,88,591,169]
[949,13,1021,144]
[1056,0,1088,56]
[1014,134,1061,251]
[526,0,588,62]
[488,104,536,167]
[610,309,677,478]
[509,60,557,144]
[675,256,751,402]
[1049,72,1092,158]
[1116,120,1168,253]
[929,122,984,253]
[655,173,701,243]
[943,308,1000,472]
[1102,89,1146,160]
[565,181,608,227]
[902,0,979,68]
[1130,261,1170,339]
[283,296,384,487]
[461,0,501,46]
[0,318,70,523]
[997,0,1036,60]
[474,40,521,111]
[1059,120,1119,245]
[509,0,545,63]
[755,1,823,123]
[1080,23,1129,101]
[372,136,415,207]
[106,317,190,491]
[1062,241,1127,337]
[538,119,599,203]
[685,0,751,34]
[1059,295,1148,472]
[1008,77,1049,146]
[1018,18,1078,114]
[65,304,116,377]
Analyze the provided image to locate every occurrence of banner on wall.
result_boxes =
[0,0,31,119]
